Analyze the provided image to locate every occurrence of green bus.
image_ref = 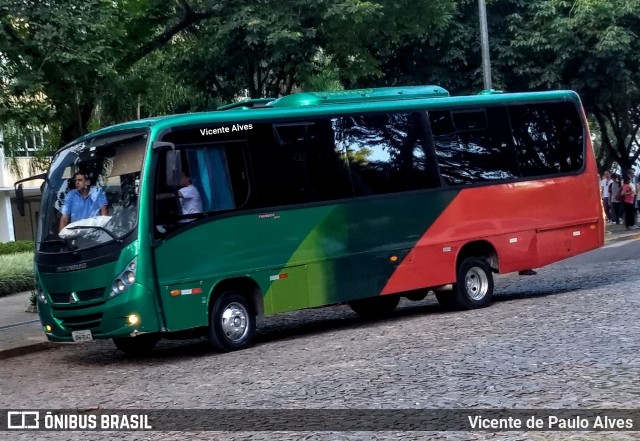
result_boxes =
[16,85,604,354]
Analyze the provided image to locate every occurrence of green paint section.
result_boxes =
[37,257,162,340]
[38,262,118,295]
[154,190,458,326]
[153,204,339,327]
[264,190,459,313]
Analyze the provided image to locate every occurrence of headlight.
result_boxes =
[110,257,137,298]
[124,271,136,284]
[37,285,47,304]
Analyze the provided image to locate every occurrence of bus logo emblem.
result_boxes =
[69,292,79,303]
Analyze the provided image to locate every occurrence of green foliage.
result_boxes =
[3,0,640,175]
[498,0,640,172]
[1,0,456,143]
[0,252,34,298]
[1,0,128,144]
[0,241,34,255]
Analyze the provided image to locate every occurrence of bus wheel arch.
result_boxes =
[207,277,262,352]
[457,240,499,273]
[436,241,497,310]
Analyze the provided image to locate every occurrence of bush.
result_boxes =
[0,252,34,298]
[0,241,34,256]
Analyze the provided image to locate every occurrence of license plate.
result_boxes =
[71,330,93,343]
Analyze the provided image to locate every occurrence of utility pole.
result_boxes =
[478,0,492,90]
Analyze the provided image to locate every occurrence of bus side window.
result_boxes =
[430,107,519,185]
[185,146,237,213]
[246,120,353,208]
[332,112,438,196]
[509,102,584,177]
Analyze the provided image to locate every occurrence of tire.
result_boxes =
[449,257,494,310]
[348,295,400,319]
[113,333,160,356]
[208,292,256,352]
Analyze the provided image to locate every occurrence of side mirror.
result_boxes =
[15,184,25,216]
[165,149,182,187]
[13,172,46,217]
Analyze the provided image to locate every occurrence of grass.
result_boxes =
[0,252,34,298]
[0,240,33,256]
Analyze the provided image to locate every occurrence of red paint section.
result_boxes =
[381,135,604,295]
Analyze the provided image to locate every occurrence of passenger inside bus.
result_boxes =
[177,170,203,220]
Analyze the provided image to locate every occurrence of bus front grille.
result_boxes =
[58,313,103,330]
[50,288,106,304]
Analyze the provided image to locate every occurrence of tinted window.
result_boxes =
[509,102,584,176]
[184,144,244,212]
[157,127,250,225]
[430,107,519,185]
[332,113,440,195]
[247,120,354,208]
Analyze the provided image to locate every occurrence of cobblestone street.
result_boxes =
[1,243,639,441]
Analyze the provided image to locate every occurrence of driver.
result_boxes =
[59,171,108,232]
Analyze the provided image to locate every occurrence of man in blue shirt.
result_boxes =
[59,172,108,232]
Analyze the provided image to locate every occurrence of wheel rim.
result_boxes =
[465,266,489,300]
[220,302,249,343]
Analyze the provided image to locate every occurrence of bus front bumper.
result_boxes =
[38,283,161,342]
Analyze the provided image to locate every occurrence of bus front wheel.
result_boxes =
[113,333,160,356]
[208,292,256,352]
[437,257,494,310]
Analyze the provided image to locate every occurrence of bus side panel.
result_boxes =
[487,230,538,274]
[153,191,457,327]
[265,191,457,311]
[382,172,603,294]
[153,205,336,330]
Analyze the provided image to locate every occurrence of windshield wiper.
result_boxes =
[41,238,78,253]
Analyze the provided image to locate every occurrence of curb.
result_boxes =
[605,232,640,243]
[0,341,66,360]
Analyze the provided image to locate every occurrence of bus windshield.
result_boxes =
[37,130,148,252]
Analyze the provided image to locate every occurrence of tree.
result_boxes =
[498,0,640,173]
[374,0,529,93]
[1,0,456,148]
[1,0,131,146]
[167,0,456,101]
[374,0,640,174]
[0,0,230,147]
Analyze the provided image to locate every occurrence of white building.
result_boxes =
[0,130,44,242]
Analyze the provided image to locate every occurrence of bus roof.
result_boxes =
[80,86,581,142]
[267,85,449,107]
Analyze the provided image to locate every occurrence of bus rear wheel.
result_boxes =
[113,333,160,356]
[447,257,494,310]
[348,295,400,319]
[208,292,256,352]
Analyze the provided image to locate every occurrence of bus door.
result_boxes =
[152,139,250,331]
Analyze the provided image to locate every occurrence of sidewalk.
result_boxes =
[1,223,638,360]
[0,291,64,360]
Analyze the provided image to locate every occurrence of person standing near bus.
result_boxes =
[600,170,613,222]
[59,171,108,231]
[609,173,623,225]
[621,176,637,230]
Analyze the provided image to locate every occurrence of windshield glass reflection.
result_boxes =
[37,130,147,252]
